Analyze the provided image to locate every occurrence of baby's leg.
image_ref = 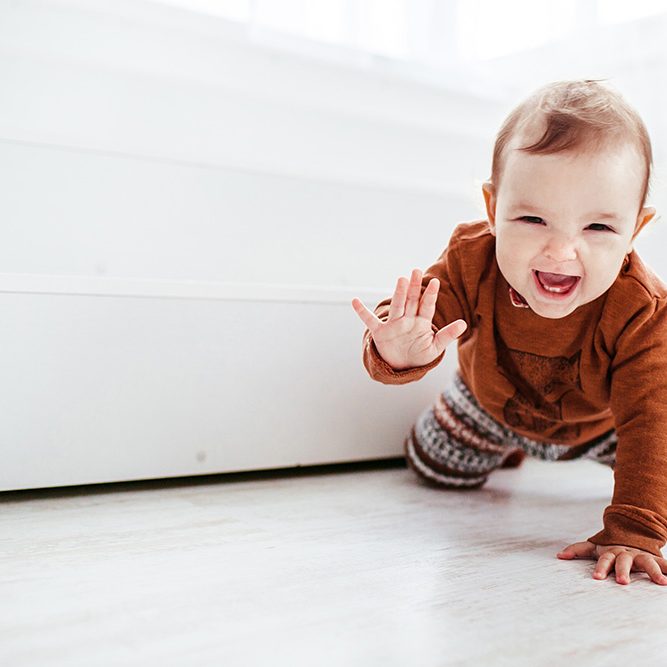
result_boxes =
[555,429,617,469]
[500,449,527,468]
[404,374,524,490]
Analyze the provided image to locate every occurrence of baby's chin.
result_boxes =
[527,299,582,319]
[522,280,609,319]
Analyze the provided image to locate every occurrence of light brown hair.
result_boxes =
[491,80,652,208]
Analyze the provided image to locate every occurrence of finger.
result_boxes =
[433,319,468,356]
[593,552,616,580]
[416,278,440,322]
[556,541,596,560]
[388,276,408,321]
[404,269,422,318]
[351,298,382,333]
[614,552,634,585]
[634,555,667,585]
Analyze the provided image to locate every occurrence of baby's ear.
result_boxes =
[632,206,656,243]
[482,181,497,236]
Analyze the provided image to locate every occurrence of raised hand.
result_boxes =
[351,268,467,371]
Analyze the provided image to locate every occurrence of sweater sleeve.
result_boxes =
[362,231,471,385]
[587,297,667,557]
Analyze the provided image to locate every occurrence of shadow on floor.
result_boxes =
[0,457,408,502]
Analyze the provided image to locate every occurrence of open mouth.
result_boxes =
[533,270,581,299]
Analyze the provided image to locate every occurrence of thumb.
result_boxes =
[556,541,597,560]
[433,319,467,355]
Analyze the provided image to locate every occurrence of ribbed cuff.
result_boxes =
[587,510,666,557]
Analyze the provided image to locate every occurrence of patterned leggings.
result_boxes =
[404,371,617,490]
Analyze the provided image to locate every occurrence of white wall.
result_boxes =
[0,0,505,288]
[0,0,504,490]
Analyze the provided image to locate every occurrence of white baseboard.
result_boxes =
[0,280,456,491]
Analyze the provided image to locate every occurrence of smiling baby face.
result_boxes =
[482,138,654,319]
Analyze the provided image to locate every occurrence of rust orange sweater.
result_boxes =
[363,220,667,556]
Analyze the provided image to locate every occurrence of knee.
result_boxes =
[404,433,489,491]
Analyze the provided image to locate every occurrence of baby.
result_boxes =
[352,80,667,586]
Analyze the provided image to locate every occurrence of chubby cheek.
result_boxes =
[495,234,536,277]
[581,255,624,294]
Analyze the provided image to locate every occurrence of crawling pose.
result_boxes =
[353,80,667,586]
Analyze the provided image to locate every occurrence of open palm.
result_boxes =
[352,268,467,371]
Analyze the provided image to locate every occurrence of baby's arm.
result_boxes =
[584,296,667,573]
[558,297,667,585]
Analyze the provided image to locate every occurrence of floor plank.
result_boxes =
[1,458,665,666]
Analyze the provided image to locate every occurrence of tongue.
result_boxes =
[538,271,578,289]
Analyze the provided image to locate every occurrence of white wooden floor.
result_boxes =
[2,457,666,667]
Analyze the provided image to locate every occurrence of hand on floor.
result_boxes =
[556,540,667,586]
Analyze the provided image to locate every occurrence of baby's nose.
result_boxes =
[544,235,578,262]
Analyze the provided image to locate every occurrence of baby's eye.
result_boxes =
[519,216,544,224]
[587,223,613,232]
